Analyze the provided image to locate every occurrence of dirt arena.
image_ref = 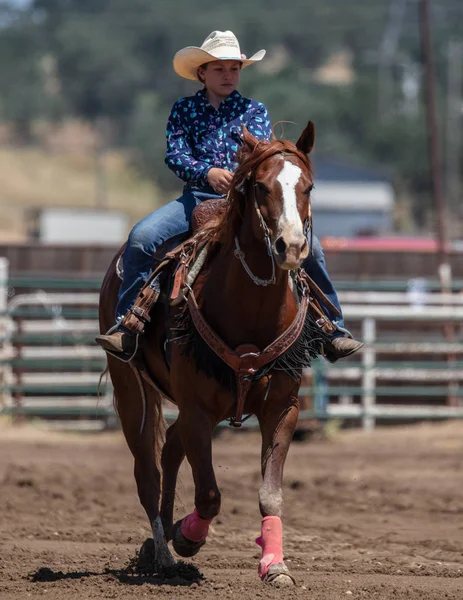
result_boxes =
[1,419,462,600]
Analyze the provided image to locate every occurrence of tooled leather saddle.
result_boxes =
[191,197,227,233]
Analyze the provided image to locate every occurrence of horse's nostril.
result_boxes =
[275,237,287,255]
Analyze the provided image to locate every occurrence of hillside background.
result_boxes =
[0,0,462,240]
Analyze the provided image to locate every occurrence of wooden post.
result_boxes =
[419,0,458,405]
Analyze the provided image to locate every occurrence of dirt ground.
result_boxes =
[1,419,462,600]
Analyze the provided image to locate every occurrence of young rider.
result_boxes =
[96,30,363,360]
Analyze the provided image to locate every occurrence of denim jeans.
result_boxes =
[116,191,345,330]
[116,189,221,319]
[302,236,344,329]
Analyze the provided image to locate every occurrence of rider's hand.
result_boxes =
[207,168,233,195]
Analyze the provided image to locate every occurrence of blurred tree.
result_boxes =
[0,3,59,141]
[33,0,149,120]
[125,91,178,191]
[0,0,460,222]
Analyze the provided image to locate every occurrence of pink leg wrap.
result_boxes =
[255,516,284,579]
[181,509,212,543]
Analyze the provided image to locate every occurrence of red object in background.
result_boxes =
[321,236,455,253]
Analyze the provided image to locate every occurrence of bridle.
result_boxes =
[233,151,313,287]
[233,193,276,286]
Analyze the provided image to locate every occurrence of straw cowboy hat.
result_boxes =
[173,30,266,81]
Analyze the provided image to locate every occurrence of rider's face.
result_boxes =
[198,60,241,97]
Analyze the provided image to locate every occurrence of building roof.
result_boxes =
[312,156,391,183]
[312,181,394,211]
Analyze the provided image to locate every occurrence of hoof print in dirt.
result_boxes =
[130,538,204,583]
[158,561,204,583]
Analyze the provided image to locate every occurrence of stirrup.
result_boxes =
[105,342,140,363]
[96,325,140,363]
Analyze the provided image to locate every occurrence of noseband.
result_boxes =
[233,150,313,286]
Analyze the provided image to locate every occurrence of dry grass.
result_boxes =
[0,145,166,242]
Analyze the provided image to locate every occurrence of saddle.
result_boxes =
[191,197,227,232]
[120,199,225,335]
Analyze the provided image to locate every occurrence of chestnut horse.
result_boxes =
[99,122,323,585]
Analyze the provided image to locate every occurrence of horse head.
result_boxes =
[231,121,315,271]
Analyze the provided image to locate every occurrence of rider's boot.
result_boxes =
[96,326,138,356]
[324,336,364,362]
[306,296,364,363]
[96,283,160,359]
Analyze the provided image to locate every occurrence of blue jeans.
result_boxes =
[116,191,345,330]
[302,236,344,329]
[116,190,221,319]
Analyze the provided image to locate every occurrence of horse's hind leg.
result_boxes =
[160,419,185,541]
[256,376,300,586]
[108,359,175,569]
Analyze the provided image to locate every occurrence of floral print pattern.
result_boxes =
[165,89,272,190]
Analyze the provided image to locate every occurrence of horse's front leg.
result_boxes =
[256,376,299,586]
[170,405,220,558]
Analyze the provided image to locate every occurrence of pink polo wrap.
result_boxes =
[181,509,212,543]
[255,516,284,578]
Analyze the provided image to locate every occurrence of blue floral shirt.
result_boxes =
[165,89,272,191]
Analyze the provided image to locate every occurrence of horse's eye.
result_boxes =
[256,182,269,195]
[304,185,314,195]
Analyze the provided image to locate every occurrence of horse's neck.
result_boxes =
[201,239,297,350]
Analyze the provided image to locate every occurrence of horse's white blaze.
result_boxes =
[276,160,303,237]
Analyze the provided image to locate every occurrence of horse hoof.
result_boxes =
[263,563,296,586]
[136,537,176,572]
[171,519,206,558]
[269,574,295,587]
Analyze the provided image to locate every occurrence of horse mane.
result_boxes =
[207,137,313,250]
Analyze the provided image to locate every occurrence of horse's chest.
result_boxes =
[201,296,297,351]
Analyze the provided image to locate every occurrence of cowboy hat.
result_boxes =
[173,30,266,81]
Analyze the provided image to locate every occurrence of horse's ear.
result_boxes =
[296,121,315,155]
[242,126,259,151]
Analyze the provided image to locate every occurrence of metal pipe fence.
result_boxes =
[1,257,462,430]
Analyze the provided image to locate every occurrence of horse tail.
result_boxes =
[131,367,167,468]
[109,362,166,469]
[97,361,110,399]
[96,361,115,419]
[153,388,167,470]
